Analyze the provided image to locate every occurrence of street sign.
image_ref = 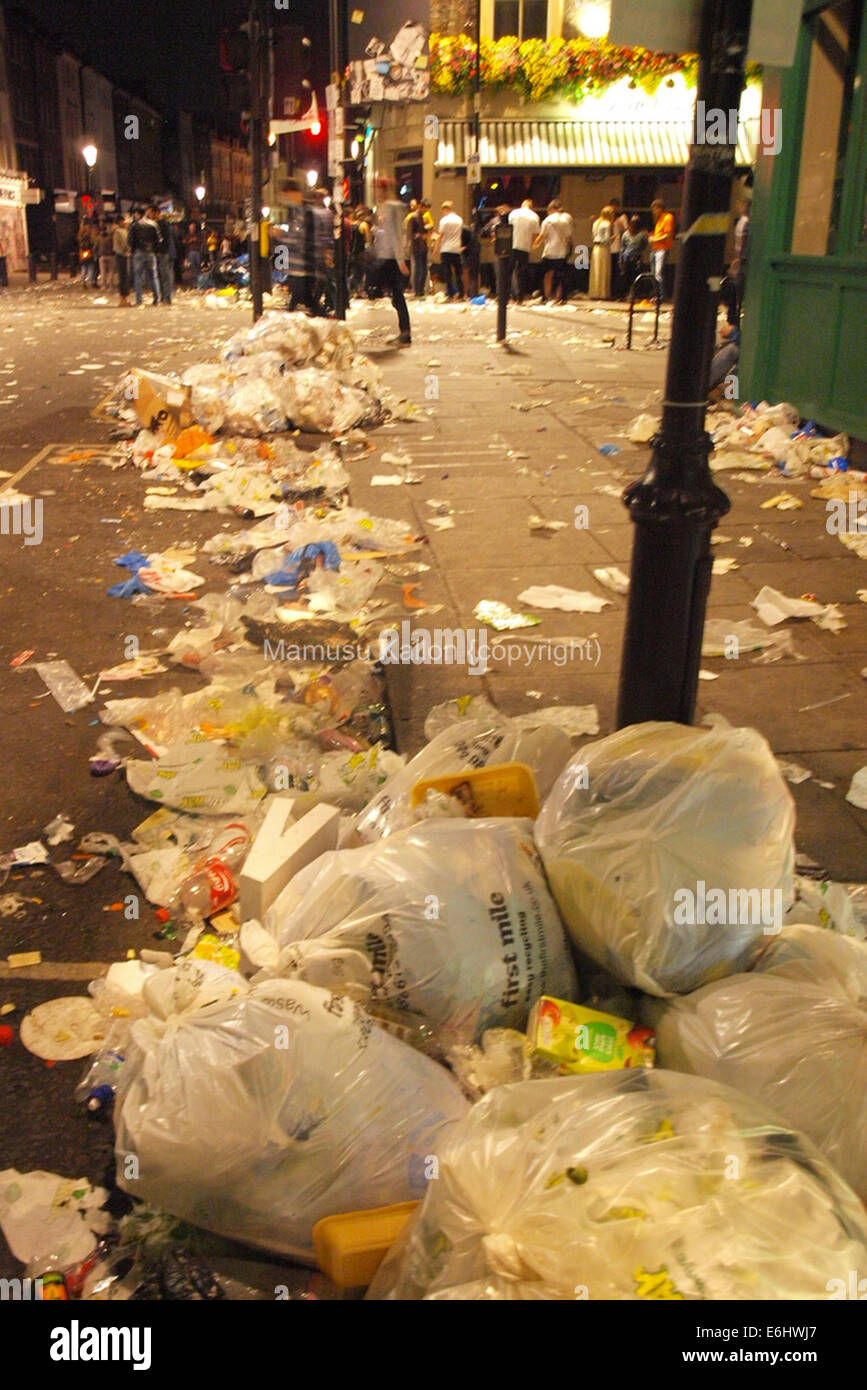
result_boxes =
[609,0,800,67]
[467,153,481,185]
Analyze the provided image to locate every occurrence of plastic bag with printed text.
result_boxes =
[243,817,578,1048]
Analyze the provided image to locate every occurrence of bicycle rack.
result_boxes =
[626,272,662,349]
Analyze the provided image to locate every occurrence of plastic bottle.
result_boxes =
[74,1048,126,1112]
[177,822,251,921]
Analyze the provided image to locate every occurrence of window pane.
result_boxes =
[523,0,549,40]
[790,1,862,256]
[494,1,520,40]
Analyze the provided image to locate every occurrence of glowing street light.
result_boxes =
[195,184,206,203]
[306,169,318,189]
[82,143,97,168]
[572,1,611,40]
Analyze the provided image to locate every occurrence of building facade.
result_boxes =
[741,0,866,440]
[112,89,164,204]
[363,4,758,285]
[81,66,118,196]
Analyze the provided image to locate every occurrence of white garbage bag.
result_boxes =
[535,722,795,995]
[645,925,867,1199]
[247,818,578,1047]
[355,703,597,842]
[114,959,468,1259]
[368,1070,867,1300]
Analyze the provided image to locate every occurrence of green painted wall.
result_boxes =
[740,0,867,439]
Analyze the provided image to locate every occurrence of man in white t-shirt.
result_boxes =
[533,200,574,304]
[434,200,465,300]
[508,199,540,303]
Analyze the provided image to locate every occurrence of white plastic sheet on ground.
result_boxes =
[369,1070,867,1301]
[355,701,598,842]
[535,722,795,996]
[645,924,867,1199]
[114,960,468,1258]
[245,818,578,1047]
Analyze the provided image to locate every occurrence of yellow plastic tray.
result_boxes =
[312,1202,419,1288]
[410,761,540,819]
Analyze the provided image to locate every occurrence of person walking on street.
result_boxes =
[97,221,115,290]
[589,205,613,300]
[128,206,160,305]
[732,195,750,322]
[609,199,629,299]
[113,215,130,305]
[407,198,430,298]
[154,207,174,305]
[533,200,573,304]
[619,215,648,296]
[185,222,203,286]
[508,198,540,303]
[374,176,411,344]
[649,198,675,297]
[434,200,464,300]
[78,219,97,287]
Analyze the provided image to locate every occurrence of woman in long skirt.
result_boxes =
[589,206,613,299]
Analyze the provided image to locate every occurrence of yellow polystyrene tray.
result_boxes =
[312,1202,419,1288]
[410,761,540,819]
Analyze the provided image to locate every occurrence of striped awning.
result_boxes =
[436,119,756,169]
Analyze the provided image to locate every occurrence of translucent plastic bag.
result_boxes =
[645,924,867,1198]
[355,705,595,842]
[114,960,468,1258]
[535,722,795,996]
[246,818,578,1047]
[369,1070,867,1301]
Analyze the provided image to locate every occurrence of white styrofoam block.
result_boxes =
[239,801,340,922]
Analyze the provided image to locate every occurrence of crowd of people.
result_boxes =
[75,209,225,306]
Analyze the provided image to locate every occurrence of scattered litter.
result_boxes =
[0,1169,109,1267]
[10,649,35,667]
[99,656,167,681]
[798,693,854,714]
[517,586,611,614]
[35,660,93,712]
[11,841,50,866]
[845,768,867,810]
[760,492,802,511]
[20,997,105,1061]
[627,414,659,444]
[44,814,74,846]
[752,586,846,633]
[371,475,404,486]
[698,669,719,680]
[529,515,567,533]
[7,952,42,969]
[712,556,740,574]
[592,567,629,594]
[473,601,540,632]
[426,516,455,531]
[597,443,620,456]
[777,759,813,784]
[702,619,799,662]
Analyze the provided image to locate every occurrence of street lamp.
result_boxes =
[82,142,97,196]
[306,169,318,188]
[572,1,611,39]
[195,184,206,203]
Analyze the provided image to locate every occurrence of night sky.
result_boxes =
[12,0,327,120]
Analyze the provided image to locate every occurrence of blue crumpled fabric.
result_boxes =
[261,541,341,591]
[108,549,154,598]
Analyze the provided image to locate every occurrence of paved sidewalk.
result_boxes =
[346,294,867,881]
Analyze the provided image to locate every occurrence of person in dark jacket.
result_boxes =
[128,208,161,305]
[153,207,174,305]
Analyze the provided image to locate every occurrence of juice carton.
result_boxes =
[527,995,655,1073]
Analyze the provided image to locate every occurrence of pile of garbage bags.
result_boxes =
[369,1071,867,1300]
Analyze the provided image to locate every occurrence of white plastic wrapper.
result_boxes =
[180,363,227,433]
[126,734,268,815]
[114,960,468,1258]
[535,722,795,996]
[645,925,867,1199]
[369,1071,867,1301]
[248,818,577,1047]
[355,703,597,842]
